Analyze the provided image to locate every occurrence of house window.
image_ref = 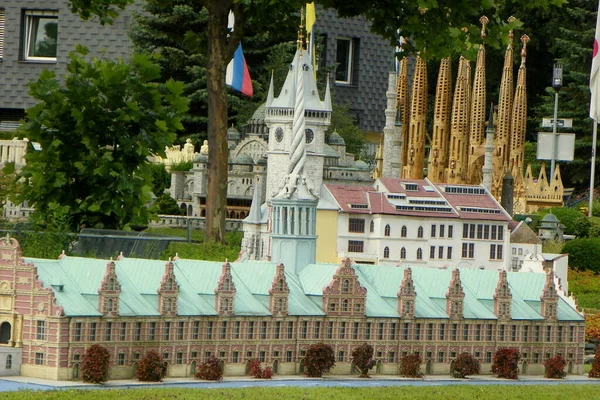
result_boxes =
[5,354,11,369]
[120,322,127,341]
[328,321,334,339]
[337,350,345,362]
[388,351,396,363]
[348,218,365,233]
[104,322,112,341]
[193,321,200,340]
[354,322,360,339]
[178,321,185,340]
[248,321,254,339]
[89,322,97,341]
[403,323,409,340]
[384,224,391,236]
[287,321,294,339]
[233,351,240,363]
[339,322,346,339]
[164,322,171,340]
[447,247,453,259]
[135,322,142,341]
[415,323,421,340]
[431,225,436,238]
[430,246,436,259]
[439,224,445,238]
[438,351,444,363]
[36,320,46,340]
[348,240,364,253]
[275,321,281,339]
[462,243,474,259]
[427,323,433,341]
[23,10,58,61]
[477,224,483,239]
[401,226,407,237]
[383,246,390,259]
[207,321,213,339]
[335,37,357,84]
[370,221,374,233]
[416,248,423,260]
[400,247,406,259]
[417,226,424,238]
[448,225,453,238]
[314,321,321,339]
[176,352,183,365]
[74,322,82,341]
[261,321,267,339]
[302,321,308,338]
[118,353,126,366]
[365,322,371,340]
[438,246,444,259]
[439,324,445,341]
[490,244,503,260]
[286,350,293,362]
[35,352,44,365]
[149,322,156,340]
[259,351,266,362]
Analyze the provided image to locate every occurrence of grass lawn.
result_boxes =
[3,385,600,400]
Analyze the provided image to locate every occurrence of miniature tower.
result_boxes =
[482,104,495,191]
[402,55,427,179]
[493,17,516,184]
[428,57,452,182]
[382,55,402,178]
[397,57,411,169]
[445,57,471,183]
[467,16,488,184]
[269,20,320,273]
[508,35,529,171]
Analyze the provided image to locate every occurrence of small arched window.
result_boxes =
[276,298,284,311]
[329,302,336,312]
[370,221,374,233]
[400,247,406,259]
[383,247,390,259]
[384,224,391,237]
[417,248,423,260]
[417,226,424,238]
[6,354,12,369]
[342,299,349,312]
[401,225,407,238]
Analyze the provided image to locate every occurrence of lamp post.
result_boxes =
[550,63,563,183]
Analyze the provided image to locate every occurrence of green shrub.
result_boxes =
[452,353,480,378]
[538,207,585,235]
[163,241,240,262]
[574,217,592,238]
[562,238,600,272]
[399,354,423,377]
[82,344,110,383]
[153,194,184,216]
[590,348,600,378]
[304,343,336,377]
[149,163,171,195]
[170,161,193,171]
[136,350,166,382]
[491,348,520,379]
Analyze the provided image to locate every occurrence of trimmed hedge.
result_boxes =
[399,354,423,378]
[491,348,520,379]
[562,238,600,273]
[304,343,336,377]
[452,353,480,378]
[136,350,166,382]
[82,344,110,383]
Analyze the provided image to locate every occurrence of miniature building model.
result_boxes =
[0,236,585,380]
[384,18,564,214]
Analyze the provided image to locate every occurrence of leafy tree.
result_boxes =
[586,314,600,341]
[247,359,273,379]
[491,348,520,379]
[149,163,171,196]
[544,354,566,379]
[82,344,110,383]
[574,217,592,238]
[538,207,585,235]
[17,47,188,231]
[304,343,336,377]
[153,194,185,216]
[0,163,18,217]
[71,0,564,243]
[351,343,376,378]
[399,353,423,377]
[328,103,366,157]
[452,353,480,378]
[562,238,600,273]
[136,350,167,382]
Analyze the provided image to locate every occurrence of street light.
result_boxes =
[550,63,563,183]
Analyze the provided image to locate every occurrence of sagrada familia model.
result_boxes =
[377,17,564,214]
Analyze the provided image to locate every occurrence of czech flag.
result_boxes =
[226,44,253,97]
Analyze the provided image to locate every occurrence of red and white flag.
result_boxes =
[591,1,600,121]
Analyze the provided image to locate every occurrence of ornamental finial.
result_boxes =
[480,16,489,38]
[507,16,516,42]
[297,8,305,53]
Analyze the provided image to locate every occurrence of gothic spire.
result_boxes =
[509,34,529,171]
[402,55,427,179]
[397,57,410,169]
[445,57,470,183]
[428,57,452,182]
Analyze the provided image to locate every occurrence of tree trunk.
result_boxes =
[205,1,233,244]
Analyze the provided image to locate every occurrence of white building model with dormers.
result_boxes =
[321,178,512,270]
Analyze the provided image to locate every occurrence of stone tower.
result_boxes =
[397,57,411,169]
[428,58,452,182]
[382,56,402,178]
[467,16,488,184]
[402,55,427,179]
[508,35,529,171]
[445,57,471,183]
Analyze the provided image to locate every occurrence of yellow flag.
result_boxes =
[306,3,316,34]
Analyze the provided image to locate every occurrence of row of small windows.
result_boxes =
[444,186,486,195]
[350,219,455,240]
[462,223,504,241]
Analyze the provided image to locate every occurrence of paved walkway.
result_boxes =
[1,374,600,392]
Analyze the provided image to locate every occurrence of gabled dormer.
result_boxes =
[446,268,465,319]
[540,270,558,321]
[322,258,367,317]
[269,263,290,316]
[98,259,120,316]
[398,268,417,319]
[215,261,236,315]
[158,260,179,316]
[493,270,512,320]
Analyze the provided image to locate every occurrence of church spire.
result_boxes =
[445,57,470,183]
[402,55,427,179]
[428,57,452,182]
[509,34,529,171]
[494,16,516,183]
[467,16,488,184]
[266,70,275,107]
[397,57,410,169]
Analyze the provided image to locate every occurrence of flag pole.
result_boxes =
[590,121,598,217]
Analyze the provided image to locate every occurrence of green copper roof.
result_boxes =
[26,256,583,322]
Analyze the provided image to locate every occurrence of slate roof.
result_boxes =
[27,256,582,322]
[511,221,543,245]
[325,178,512,222]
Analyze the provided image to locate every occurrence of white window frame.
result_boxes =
[335,37,354,84]
[24,10,58,61]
